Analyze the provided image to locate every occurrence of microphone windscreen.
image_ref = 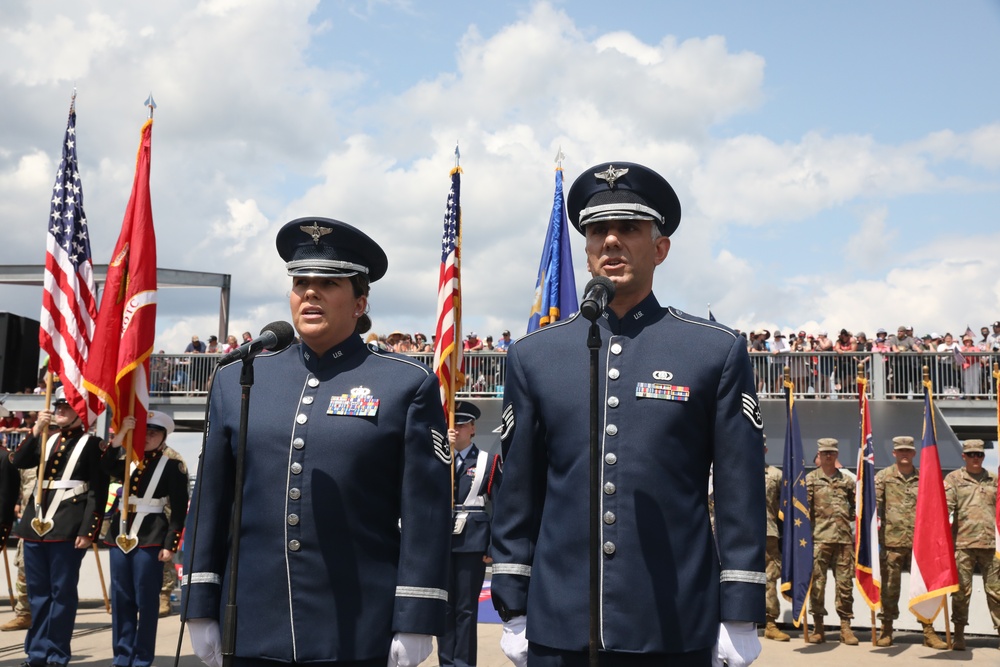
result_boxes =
[261,321,296,351]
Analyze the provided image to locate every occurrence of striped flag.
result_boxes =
[907,378,958,622]
[39,93,103,429]
[527,163,577,332]
[83,118,157,459]
[778,376,813,626]
[432,159,464,417]
[854,376,881,609]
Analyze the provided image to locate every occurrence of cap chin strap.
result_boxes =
[579,202,663,226]
[286,258,366,277]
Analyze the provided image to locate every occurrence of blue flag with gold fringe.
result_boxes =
[779,379,813,626]
[527,166,577,332]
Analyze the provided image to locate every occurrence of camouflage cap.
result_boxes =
[892,436,916,450]
[817,438,839,452]
[962,439,985,453]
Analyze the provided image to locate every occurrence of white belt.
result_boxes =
[41,480,89,499]
[128,496,167,513]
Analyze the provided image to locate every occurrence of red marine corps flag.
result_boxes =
[84,104,157,464]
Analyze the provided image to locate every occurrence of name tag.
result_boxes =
[328,395,380,416]
[635,382,690,402]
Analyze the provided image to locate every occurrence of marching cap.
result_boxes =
[276,217,388,282]
[454,401,481,425]
[817,438,839,452]
[891,436,915,450]
[567,162,681,237]
[146,410,175,436]
[962,439,985,453]
[52,386,69,406]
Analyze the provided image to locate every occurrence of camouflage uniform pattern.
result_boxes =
[807,468,856,619]
[874,465,918,621]
[944,468,1000,629]
[764,464,783,618]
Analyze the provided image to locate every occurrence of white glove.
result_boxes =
[500,615,528,667]
[187,618,223,667]
[387,632,433,667]
[713,621,761,667]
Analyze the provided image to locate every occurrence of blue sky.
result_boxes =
[1,0,999,353]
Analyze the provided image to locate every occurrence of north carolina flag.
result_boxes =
[83,118,157,460]
[526,165,577,332]
[854,376,881,609]
[779,377,813,626]
[907,379,958,622]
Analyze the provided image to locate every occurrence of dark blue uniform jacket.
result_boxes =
[490,293,766,654]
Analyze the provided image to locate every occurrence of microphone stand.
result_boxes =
[221,356,255,667]
[585,316,603,667]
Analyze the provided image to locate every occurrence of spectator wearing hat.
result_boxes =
[889,326,921,396]
[959,333,984,396]
[205,336,221,354]
[463,332,483,352]
[944,439,999,650]
[749,330,770,393]
[438,401,500,667]
[494,330,513,353]
[183,216,452,667]
[10,387,110,667]
[936,333,962,393]
[873,437,947,649]
[102,411,188,667]
[987,321,1000,352]
[805,438,858,645]
[490,161,766,667]
[833,329,857,395]
[814,331,835,396]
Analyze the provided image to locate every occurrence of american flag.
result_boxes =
[432,162,464,417]
[39,94,102,428]
[854,376,881,609]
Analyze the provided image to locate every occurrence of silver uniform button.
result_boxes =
[604,511,616,525]
[302,396,314,405]
[290,462,302,474]
[289,488,301,500]
[292,438,304,450]
[605,452,617,465]
[610,343,622,355]
[287,514,299,526]
[605,424,618,436]
[296,413,308,424]
[607,396,619,408]
[288,540,301,552]
[604,482,616,495]
[603,541,616,555]
[608,368,620,380]
[308,377,319,388]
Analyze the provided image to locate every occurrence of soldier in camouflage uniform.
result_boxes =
[944,438,999,650]
[806,438,858,645]
[159,443,187,617]
[762,436,789,641]
[873,436,947,648]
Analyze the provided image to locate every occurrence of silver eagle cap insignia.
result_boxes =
[300,222,333,245]
[594,165,629,188]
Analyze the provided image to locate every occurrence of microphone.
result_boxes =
[217,321,296,366]
[580,276,615,322]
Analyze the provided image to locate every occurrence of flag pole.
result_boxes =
[447,145,462,431]
[784,366,810,644]
[93,542,111,613]
[34,373,54,522]
[117,377,138,553]
[858,364,877,646]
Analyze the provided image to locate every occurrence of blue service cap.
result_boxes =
[567,161,681,237]
[454,401,481,425]
[276,217,388,282]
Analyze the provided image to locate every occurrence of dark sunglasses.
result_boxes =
[964,452,985,459]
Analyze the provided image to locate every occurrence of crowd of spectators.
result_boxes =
[363,329,516,354]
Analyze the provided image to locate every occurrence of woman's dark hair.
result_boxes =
[349,274,373,335]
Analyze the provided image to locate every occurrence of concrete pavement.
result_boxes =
[0,603,997,667]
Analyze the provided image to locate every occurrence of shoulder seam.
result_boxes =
[369,347,433,376]
[667,308,736,339]
[511,312,581,347]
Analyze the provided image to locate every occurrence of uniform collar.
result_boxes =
[598,292,663,336]
[299,335,366,373]
[59,424,85,439]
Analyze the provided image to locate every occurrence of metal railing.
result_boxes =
[147,350,998,401]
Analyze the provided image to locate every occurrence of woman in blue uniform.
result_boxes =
[183,217,453,667]
[103,410,188,667]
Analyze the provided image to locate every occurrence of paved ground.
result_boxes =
[1,603,997,667]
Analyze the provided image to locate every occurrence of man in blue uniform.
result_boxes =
[439,401,500,667]
[183,217,453,667]
[11,387,108,667]
[490,162,766,667]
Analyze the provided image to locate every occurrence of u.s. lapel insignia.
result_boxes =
[431,428,451,465]
[742,392,764,430]
[636,382,690,402]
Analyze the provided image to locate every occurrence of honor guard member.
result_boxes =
[102,411,189,667]
[873,436,946,648]
[490,162,766,667]
[438,401,501,667]
[183,217,452,667]
[762,435,789,642]
[10,387,109,667]
[944,438,999,650]
[805,438,857,645]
